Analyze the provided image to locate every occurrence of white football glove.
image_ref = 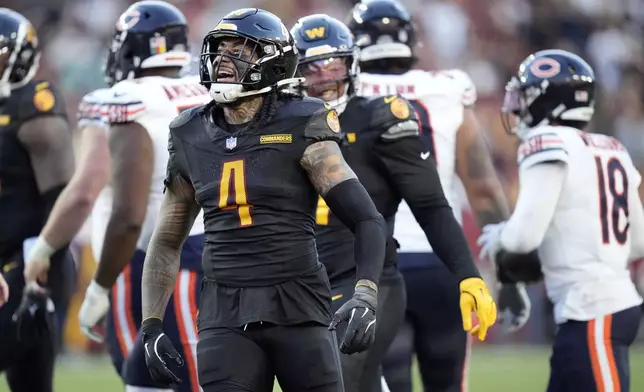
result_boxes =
[78,280,110,343]
[476,222,507,264]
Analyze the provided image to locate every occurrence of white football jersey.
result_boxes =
[518,126,643,322]
[78,76,210,260]
[357,69,476,252]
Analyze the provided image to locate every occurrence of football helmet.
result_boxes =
[199,8,300,104]
[0,8,40,97]
[502,49,595,137]
[347,0,417,72]
[291,14,358,113]
[104,0,191,86]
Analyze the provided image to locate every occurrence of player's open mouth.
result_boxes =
[217,67,237,83]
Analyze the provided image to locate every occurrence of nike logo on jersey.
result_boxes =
[384,96,397,104]
[421,152,431,160]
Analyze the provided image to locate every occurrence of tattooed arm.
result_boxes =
[301,140,386,288]
[141,175,200,320]
[455,108,510,226]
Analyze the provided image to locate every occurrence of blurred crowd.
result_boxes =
[5,0,644,349]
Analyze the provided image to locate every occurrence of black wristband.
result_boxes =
[496,249,543,284]
[141,317,164,340]
[324,178,387,284]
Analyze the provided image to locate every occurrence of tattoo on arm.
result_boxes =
[456,109,510,227]
[18,116,75,192]
[300,141,357,196]
[141,175,200,320]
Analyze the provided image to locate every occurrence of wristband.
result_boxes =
[24,236,56,263]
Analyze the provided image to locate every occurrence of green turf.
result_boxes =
[2,345,643,392]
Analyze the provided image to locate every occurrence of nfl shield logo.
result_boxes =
[226,136,237,150]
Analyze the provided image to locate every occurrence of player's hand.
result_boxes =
[23,236,56,289]
[12,281,56,342]
[329,282,378,354]
[477,222,507,263]
[459,277,497,341]
[0,273,8,308]
[141,317,184,386]
[497,283,531,332]
[79,280,110,343]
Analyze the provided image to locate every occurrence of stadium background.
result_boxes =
[2,0,644,390]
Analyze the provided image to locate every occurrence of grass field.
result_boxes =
[2,345,643,392]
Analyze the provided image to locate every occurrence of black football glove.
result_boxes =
[329,283,377,354]
[497,283,531,332]
[141,317,184,386]
[12,282,56,343]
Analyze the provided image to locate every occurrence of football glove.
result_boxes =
[141,317,184,386]
[12,281,56,343]
[459,277,497,341]
[476,222,506,264]
[329,283,377,354]
[497,283,531,332]
[0,273,8,308]
[78,280,110,343]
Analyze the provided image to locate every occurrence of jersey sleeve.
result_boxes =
[96,82,149,125]
[164,129,191,188]
[517,129,569,169]
[76,88,111,127]
[368,96,420,142]
[303,105,343,145]
[17,80,68,123]
[444,69,477,107]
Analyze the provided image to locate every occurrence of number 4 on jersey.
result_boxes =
[595,156,629,244]
[219,160,252,226]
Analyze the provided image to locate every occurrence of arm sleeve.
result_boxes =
[18,81,68,123]
[303,107,343,145]
[323,178,387,285]
[500,162,567,253]
[372,135,481,280]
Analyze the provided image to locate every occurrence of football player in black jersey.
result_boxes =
[139,8,387,392]
[291,14,497,392]
[0,7,76,392]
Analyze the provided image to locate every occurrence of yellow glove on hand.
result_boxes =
[459,277,497,341]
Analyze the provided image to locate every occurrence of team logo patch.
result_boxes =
[326,110,340,133]
[149,36,167,55]
[529,58,561,79]
[304,27,326,40]
[260,134,292,144]
[116,9,141,31]
[390,98,410,120]
[33,89,55,112]
[226,136,237,150]
[0,115,10,126]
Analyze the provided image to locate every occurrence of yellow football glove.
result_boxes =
[459,277,497,341]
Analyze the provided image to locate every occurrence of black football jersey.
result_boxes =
[315,95,425,283]
[0,80,67,261]
[167,96,342,286]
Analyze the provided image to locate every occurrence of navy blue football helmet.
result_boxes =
[104,0,190,86]
[347,0,417,72]
[502,49,596,136]
[0,8,40,97]
[199,8,300,104]
[290,14,358,111]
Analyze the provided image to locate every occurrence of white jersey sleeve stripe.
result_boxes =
[518,132,568,168]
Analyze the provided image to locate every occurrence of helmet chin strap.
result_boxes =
[209,77,304,104]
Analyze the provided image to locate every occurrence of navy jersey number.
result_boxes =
[595,156,629,244]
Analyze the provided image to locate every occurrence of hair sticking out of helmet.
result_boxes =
[290,14,359,113]
[347,0,417,74]
[502,49,596,138]
[104,1,192,86]
[0,8,41,97]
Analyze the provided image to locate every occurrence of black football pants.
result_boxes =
[331,273,406,392]
[197,321,344,392]
[0,249,75,392]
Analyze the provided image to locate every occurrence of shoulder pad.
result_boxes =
[365,96,419,142]
[303,104,342,144]
[17,80,67,122]
[517,127,568,168]
[442,69,477,107]
[275,96,327,120]
[169,105,204,129]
